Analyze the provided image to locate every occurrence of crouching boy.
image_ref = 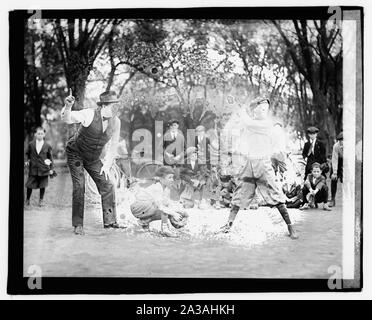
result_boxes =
[300,162,331,211]
[130,166,188,237]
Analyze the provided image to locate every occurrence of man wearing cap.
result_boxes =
[218,96,299,239]
[329,132,343,207]
[61,90,122,235]
[302,126,327,179]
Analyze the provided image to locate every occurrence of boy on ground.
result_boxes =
[300,162,332,211]
[130,166,188,237]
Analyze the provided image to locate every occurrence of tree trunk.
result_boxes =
[106,29,116,91]
[65,51,93,110]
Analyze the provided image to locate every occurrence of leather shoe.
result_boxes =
[74,226,85,235]
[104,222,125,229]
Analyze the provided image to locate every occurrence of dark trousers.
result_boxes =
[286,198,302,209]
[302,184,329,204]
[26,188,45,200]
[67,150,117,227]
[330,158,343,200]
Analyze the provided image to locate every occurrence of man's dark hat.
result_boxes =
[249,96,270,110]
[97,91,120,106]
[337,132,343,140]
[169,119,179,125]
[307,126,319,134]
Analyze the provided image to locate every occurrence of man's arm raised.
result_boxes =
[61,88,93,126]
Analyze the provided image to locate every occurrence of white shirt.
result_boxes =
[61,106,109,130]
[190,160,196,170]
[331,141,343,174]
[309,138,317,156]
[223,109,279,158]
[171,131,178,140]
[61,105,120,166]
[35,140,44,154]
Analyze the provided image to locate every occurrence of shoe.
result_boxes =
[74,226,85,235]
[287,224,299,239]
[38,199,44,207]
[329,199,336,207]
[138,219,150,230]
[308,195,315,208]
[299,203,309,210]
[161,229,178,237]
[104,222,125,229]
[216,223,232,234]
[323,203,332,211]
[161,224,178,237]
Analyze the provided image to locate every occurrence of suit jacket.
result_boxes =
[302,139,326,167]
[26,141,54,176]
[304,174,326,191]
[195,136,211,166]
[163,129,185,165]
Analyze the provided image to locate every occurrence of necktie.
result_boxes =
[308,140,315,156]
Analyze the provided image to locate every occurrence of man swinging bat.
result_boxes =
[218,96,299,239]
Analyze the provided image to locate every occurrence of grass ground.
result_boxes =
[23,166,342,279]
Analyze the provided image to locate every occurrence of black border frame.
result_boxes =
[9,6,363,294]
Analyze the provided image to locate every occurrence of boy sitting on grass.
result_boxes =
[300,162,331,211]
[130,166,188,237]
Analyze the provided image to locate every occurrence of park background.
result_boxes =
[24,18,342,160]
[19,14,350,280]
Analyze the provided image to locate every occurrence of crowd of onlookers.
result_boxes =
[158,121,343,213]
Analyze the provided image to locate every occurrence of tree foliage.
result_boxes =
[24,18,343,153]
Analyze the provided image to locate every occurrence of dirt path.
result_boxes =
[23,168,342,278]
